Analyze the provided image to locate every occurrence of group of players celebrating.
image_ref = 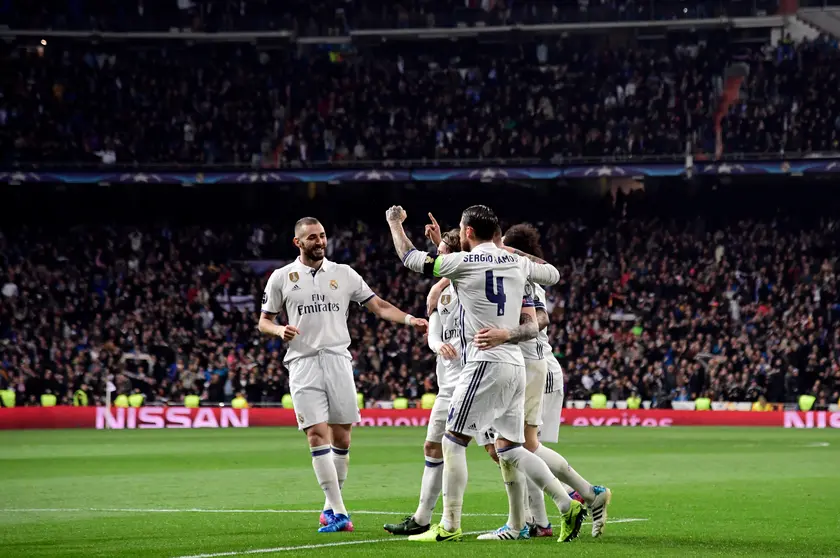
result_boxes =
[259,205,611,543]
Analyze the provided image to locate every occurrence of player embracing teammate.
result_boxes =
[385,208,611,543]
[386,204,611,543]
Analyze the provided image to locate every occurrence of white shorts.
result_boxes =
[539,390,565,444]
[447,360,525,444]
[478,426,496,446]
[524,359,547,427]
[288,352,361,430]
[425,395,451,443]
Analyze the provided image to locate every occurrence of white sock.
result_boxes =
[413,455,443,525]
[534,444,596,503]
[500,454,527,531]
[527,477,549,527]
[311,445,346,516]
[498,445,571,513]
[441,434,468,532]
[323,446,350,511]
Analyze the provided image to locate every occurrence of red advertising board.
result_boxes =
[1,407,839,430]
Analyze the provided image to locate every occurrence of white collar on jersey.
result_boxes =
[294,256,333,275]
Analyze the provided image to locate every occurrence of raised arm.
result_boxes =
[386,205,416,262]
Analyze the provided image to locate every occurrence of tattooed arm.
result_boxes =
[502,245,547,264]
[473,306,539,349]
[385,205,416,262]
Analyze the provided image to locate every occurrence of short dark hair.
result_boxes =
[504,223,544,259]
[294,217,321,237]
[461,205,499,242]
[441,228,461,253]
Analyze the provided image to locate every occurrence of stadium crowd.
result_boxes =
[3,33,840,167]
[1,209,838,409]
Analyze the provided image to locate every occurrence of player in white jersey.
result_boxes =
[424,224,546,541]
[503,224,612,539]
[258,217,428,534]
[387,204,586,544]
[384,226,463,536]
[538,298,565,446]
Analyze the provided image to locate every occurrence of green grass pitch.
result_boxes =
[1,426,839,557]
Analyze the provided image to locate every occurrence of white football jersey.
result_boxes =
[261,257,375,363]
[434,284,462,399]
[519,280,542,361]
[534,283,563,394]
[404,242,560,366]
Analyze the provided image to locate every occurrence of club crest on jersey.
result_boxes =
[329,279,339,290]
[289,272,299,283]
[441,295,451,305]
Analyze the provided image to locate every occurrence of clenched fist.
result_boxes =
[386,205,407,224]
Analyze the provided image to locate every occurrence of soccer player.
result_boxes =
[384,224,462,536]
[426,223,545,541]
[259,217,428,533]
[503,223,612,539]
[387,205,586,544]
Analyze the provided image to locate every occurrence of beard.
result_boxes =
[302,245,325,261]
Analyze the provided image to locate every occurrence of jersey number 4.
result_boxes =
[485,270,506,316]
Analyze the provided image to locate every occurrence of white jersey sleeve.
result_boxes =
[403,249,465,279]
[519,280,542,361]
[520,257,561,286]
[428,311,444,353]
[261,269,285,314]
[346,266,376,305]
[434,284,462,398]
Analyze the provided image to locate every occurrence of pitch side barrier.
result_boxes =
[1,407,839,430]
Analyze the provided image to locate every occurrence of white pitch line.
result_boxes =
[172,522,649,558]
[172,531,485,558]
[0,508,647,558]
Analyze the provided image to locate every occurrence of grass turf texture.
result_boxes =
[1,427,838,557]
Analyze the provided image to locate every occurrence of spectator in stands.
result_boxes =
[4,34,839,166]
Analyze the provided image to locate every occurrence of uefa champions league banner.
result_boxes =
[4,157,840,185]
[2,407,840,430]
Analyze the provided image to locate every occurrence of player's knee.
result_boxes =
[523,426,540,453]
[443,431,470,451]
[329,424,352,449]
[424,441,443,459]
[305,423,330,447]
